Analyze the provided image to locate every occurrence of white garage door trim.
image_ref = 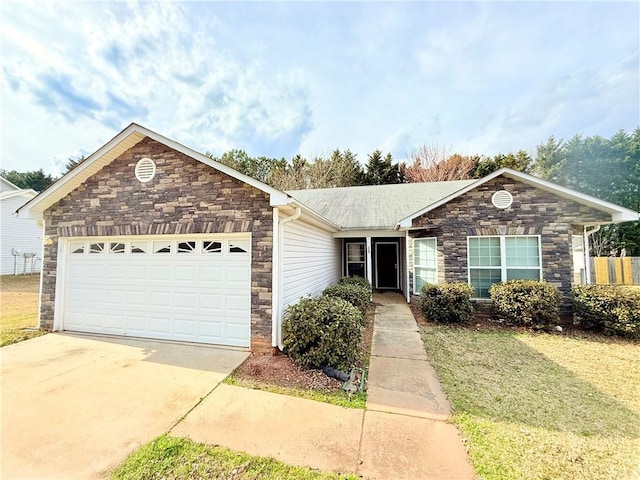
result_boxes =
[54,234,252,347]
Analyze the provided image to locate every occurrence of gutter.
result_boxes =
[583,225,600,284]
[272,205,302,349]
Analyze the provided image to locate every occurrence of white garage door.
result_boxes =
[60,235,251,347]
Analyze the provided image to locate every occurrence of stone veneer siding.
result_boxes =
[408,176,610,311]
[41,137,274,353]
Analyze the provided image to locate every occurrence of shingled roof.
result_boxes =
[287,179,476,229]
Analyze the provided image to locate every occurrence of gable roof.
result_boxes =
[1,189,37,202]
[0,176,20,192]
[18,123,289,219]
[397,168,639,227]
[288,180,476,229]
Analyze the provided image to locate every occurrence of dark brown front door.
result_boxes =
[375,242,399,289]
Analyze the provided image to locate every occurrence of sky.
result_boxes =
[1,1,638,177]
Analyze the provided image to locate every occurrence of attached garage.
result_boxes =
[16,123,342,353]
[59,235,251,347]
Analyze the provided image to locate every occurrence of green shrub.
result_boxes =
[573,285,640,339]
[282,295,363,370]
[420,282,474,324]
[323,283,370,321]
[489,280,561,327]
[338,275,372,292]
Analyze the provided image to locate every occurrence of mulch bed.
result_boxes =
[232,305,376,393]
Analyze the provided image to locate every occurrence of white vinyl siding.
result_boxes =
[413,238,437,294]
[1,194,42,275]
[282,220,341,308]
[468,235,542,298]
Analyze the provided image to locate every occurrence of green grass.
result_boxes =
[111,434,358,480]
[224,376,367,409]
[0,274,46,346]
[420,325,640,480]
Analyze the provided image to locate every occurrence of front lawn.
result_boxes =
[111,435,358,480]
[420,325,640,480]
[0,274,46,346]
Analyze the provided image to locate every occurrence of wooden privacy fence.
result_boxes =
[590,257,640,285]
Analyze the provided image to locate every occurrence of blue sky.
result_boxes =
[1,1,638,176]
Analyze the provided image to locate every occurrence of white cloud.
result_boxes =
[0,1,638,174]
[1,1,313,172]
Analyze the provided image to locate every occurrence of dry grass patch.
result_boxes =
[1,274,45,346]
[420,325,640,480]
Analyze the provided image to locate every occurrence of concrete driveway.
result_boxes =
[1,333,248,480]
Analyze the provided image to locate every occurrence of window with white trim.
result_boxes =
[346,242,365,278]
[413,238,437,293]
[468,236,541,298]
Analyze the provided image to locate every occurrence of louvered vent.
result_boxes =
[491,190,513,209]
[135,158,156,183]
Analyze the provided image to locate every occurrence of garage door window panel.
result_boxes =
[90,242,105,254]
[153,241,171,254]
[110,242,125,254]
[177,241,196,253]
[229,239,249,253]
[70,242,85,254]
[203,241,222,253]
[131,242,148,254]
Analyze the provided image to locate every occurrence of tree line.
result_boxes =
[2,128,638,255]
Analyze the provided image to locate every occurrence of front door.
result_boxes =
[375,242,399,289]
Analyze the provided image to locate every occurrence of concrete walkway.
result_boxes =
[359,292,475,479]
[173,292,474,480]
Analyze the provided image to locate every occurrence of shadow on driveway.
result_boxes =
[1,332,248,479]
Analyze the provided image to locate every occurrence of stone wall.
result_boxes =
[41,137,274,352]
[409,176,610,310]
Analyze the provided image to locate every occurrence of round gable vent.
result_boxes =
[492,190,513,209]
[135,158,156,183]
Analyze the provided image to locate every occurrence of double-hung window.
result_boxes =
[346,242,366,278]
[468,236,541,298]
[413,238,437,293]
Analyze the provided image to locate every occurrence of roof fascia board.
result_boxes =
[18,123,145,219]
[498,169,639,221]
[2,189,37,202]
[333,229,404,238]
[292,201,341,232]
[137,125,289,205]
[1,176,20,190]
[18,123,290,219]
[397,168,639,227]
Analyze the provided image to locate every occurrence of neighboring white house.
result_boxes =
[1,177,42,275]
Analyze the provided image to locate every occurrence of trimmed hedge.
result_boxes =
[489,280,561,327]
[338,275,372,292]
[573,285,640,339]
[282,295,363,369]
[420,282,474,324]
[323,283,370,321]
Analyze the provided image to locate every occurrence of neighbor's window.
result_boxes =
[413,238,437,294]
[346,242,365,278]
[468,236,541,298]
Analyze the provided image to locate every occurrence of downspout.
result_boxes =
[583,225,600,285]
[37,219,45,328]
[272,205,302,349]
